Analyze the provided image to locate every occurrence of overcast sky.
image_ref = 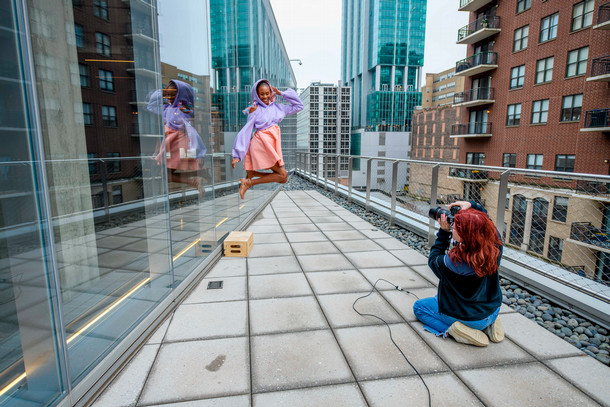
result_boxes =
[269,0,468,89]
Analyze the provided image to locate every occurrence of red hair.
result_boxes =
[448,209,502,277]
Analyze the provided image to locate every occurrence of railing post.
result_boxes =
[365,158,372,212]
[496,169,511,238]
[335,155,340,195]
[101,159,110,222]
[390,160,398,226]
[348,156,353,203]
[315,154,319,186]
[428,164,440,248]
[323,154,328,192]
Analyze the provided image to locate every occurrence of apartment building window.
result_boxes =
[566,47,589,77]
[79,64,89,87]
[82,103,93,125]
[510,65,525,89]
[75,24,85,48]
[516,0,531,13]
[527,154,543,170]
[552,196,569,222]
[102,105,117,127]
[95,32,111,56]
[99,69,114,91]
[503,153,516,168]
[540,13,559,42]
[531,99,549,124]
[535,56,554,84]
[513,25,529,52]
[561,94,582,122]
[572,0,594,31]
[93,0,109,20]
[507,104,521,126]
[87,153,97,174]
[106,153,121,173]
[548,236,563,262]
[555,154,575,172]
[466,152,485,165]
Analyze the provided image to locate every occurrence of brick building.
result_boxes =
[421,67,465,109]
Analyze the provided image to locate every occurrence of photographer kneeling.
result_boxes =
[413,200,504,347]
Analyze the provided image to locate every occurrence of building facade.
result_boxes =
[297,83,352,178]
[421,67,465,109]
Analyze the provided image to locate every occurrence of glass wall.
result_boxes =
[0,0,280,405]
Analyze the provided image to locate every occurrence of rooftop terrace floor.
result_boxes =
[92,190,610,407]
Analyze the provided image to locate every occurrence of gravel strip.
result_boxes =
[284,174,610,365]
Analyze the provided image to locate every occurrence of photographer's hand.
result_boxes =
[449,200,472,211]
[439,214,452,232]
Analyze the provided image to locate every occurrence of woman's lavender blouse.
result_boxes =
[232,81,304,161]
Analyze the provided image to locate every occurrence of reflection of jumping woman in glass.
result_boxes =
[231,79,303,199]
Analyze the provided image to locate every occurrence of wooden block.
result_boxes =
[224,231,254,257]
[196,230,228,256]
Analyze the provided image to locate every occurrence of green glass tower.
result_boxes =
[341,0,426,132]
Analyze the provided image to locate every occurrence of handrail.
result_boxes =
[457,15,500,42]
[455,51,498,73]
[590,55,610,77]
[597,2,610,25]
[453,87,495,104]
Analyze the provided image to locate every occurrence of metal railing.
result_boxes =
[456,51,497,73]
[597,2,610,25]
[451,122,493,136]
[583,109,610,129]
[295,152,610,325]
[457,15,500,41]
[590,55,610,77]
[453,87,495,105]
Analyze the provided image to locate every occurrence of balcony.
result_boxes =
[448,167,488,182]
[453,87,495,108]
[458,0,494,12]
[457,15,501,44]
[580,109,610,132]
[450,122,492,138]
[593,2,610,29]
[455,52,498,77]
[586,56,610,82]
[568,222,610,254]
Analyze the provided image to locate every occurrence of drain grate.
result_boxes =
[207,281,223,289]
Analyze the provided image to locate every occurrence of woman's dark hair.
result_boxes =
[448,209,502,277]
[256,81,271,92]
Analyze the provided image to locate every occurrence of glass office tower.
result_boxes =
[341,0,426,132]
[210,0,298,168]
[0,0,277,405]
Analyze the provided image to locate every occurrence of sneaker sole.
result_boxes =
[450,322,489,347]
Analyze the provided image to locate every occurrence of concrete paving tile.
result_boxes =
[545,355,610,406]
[205,258,246,278]
[335,324,448,380]
[248,242,293,258]
[139,338,249,405]
[500,303,516,314]
[409,264,439,286]
[390,249,429,266]
[277,216,311,225]
[381,287,440,321]
[249,296,328,335]
[165,301,247,342]
[333,239,383,253]
[281,223,319,233]
[457,362,599,407]
[253,233,288,244]
[306,270,372,295]
[250,217,279,226]
[501,313,585,359]
[251,330,353,392]
[359,267,434,290]
[97,250,144,269]
[358,228,392,239]
[273,210,304,218]
[184,276,246,304]
[411,322,534,370]
[247,225,283,234]
[323,230,367,241]
[96,235,141,250]
[318,292,403,328]
[248,273,313,299]
[92,344,159,407]
[285,231,328,243]
[360,372,484,407]
[373,238,411,250]
[316,222,354,231]
[297,253,353,272]
[291,241,339,256]
[309,216,343,223]
[253,383,367,407]
[147,318,171,345]
[247,256,302,275]
[344,250,404,269]
[144,395,250,407]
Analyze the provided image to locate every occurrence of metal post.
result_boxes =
[496,170,511,237]
[390,161,398,226]
[348,156,353,203]
[315,154,319,186]
[323,154,328,191]
[101,159,110,222]
[365,158,372,212]
[428,164,440,248]
[334,155,340,195]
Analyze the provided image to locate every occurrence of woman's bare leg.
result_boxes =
[246,170,268,179]
[239,162,287,199]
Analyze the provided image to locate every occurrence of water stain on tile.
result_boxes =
[205,354,226,371]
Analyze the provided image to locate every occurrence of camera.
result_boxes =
[428,206,460,225]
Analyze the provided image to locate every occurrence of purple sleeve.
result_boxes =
[278,88,304,116]
[232,113,256,160]
[146,89,164,115]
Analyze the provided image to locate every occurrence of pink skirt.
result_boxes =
[244,125,284,171]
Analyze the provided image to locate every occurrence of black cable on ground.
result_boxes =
[352,279,431,407]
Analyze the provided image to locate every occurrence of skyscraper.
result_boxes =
[341,0,426,132]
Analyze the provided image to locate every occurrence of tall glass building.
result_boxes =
[0,0,282,405]
[341,0,426,132]
[210,0,298,168]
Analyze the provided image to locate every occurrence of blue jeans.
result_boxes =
[413,296,500,337]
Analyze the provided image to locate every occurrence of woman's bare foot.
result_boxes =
[239,178,251,199]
